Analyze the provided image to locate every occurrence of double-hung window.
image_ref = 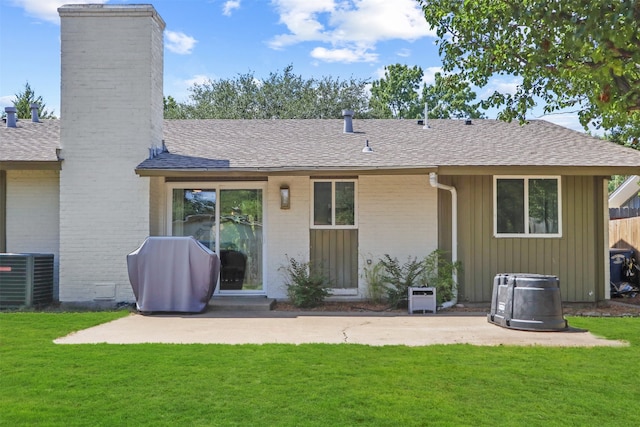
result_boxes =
[311,180,356,228]
[494,176,561,237]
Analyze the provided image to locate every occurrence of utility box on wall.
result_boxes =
[408,286,436,314]
[0,253,54,309]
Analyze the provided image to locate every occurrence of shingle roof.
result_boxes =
[0,119,60,164]
[138,118,640,172]
[2,118,640,173]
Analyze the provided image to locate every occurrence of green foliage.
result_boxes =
[163,95,185,119]
[370,64,423,119]
[281,256,331,308]
[174,65,370,119]
[378,251,461,307]
[422,72,485,119]
[418,0,640,145]
[10,82,55,119]
[608,175,630,194]
[378,254,428,307]
[422,249,462,304]
[369,64,484,120]
[361,260,387,304]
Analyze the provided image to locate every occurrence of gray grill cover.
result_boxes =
[127,237,220,313]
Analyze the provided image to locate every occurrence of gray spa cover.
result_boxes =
[127,236,220,313]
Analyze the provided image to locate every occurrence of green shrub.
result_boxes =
[378,255,428,308]
[422,249,462,304]
[362,260,386,304]
[378,251,462,307]
[282,256,331,308]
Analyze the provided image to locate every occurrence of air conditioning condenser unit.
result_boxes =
[0,253,54,309]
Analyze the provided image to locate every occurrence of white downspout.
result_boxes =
[429,172,458,309]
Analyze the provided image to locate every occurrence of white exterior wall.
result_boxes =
[358,174,438,284]
[264,174,438,300]
[266,176,310,299]
[5,170,60,297]
[149,174,438,301]
[58,6,165,302]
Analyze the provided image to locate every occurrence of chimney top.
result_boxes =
[30,103,40,123]
[465,119,473,125]
[5,107,17,128]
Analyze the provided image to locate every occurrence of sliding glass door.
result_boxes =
[170,184,264,294]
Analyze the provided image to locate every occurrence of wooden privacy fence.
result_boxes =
[610,216,640,255]
[610,207,640,219]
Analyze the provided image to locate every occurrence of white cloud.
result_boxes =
[479,77,522,99]
[184,74,212,87]
[165,30,198,55]
[422,66,442,85]
[222,0,241,16]
[0,95,16,109]
[9,0,108,24]
[396,48,411,58]
[310,46,377,63]
[372,66,386,79]
[166,74,214,103]
[269,0,435,64]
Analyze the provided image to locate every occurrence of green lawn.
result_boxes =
[1,312,638,426]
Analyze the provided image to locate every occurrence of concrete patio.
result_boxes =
[54,309,626,347]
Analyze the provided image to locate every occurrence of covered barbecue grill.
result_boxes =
[127,236,220,313]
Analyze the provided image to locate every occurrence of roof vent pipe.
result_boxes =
[5,107,17,128]
[422,103,430,129]
[30,103,40,123]
[342,109,354,133]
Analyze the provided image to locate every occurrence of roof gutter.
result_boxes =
[429,172,458,309]
[135,165,439,177]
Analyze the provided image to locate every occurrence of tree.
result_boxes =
[12,82,56,119]
[163,95,185,119]
[369,64,423,119]
[421,72,485,119]
[417,0,640,143]
[174,65,371,119]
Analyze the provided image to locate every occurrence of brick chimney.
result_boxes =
[57,5,165,303]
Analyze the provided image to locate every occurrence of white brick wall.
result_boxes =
[58,6,165,302]
[265,174,438,300]
[146,174,438,301]
[358,174,439,283]
[5,170,60,297]
[266,176,311,299]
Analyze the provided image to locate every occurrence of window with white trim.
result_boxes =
[494,176,561,237]
[311,180,356,228]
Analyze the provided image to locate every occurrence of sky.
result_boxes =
[0,0,591,133]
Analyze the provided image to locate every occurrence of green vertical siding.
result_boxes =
[439,175,605,303]
[0,171,5,252]
[310,229,358,288]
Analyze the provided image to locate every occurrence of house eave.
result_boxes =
[609,175,640,208]
[436,165,640,176]
[135,165,439,178]
[135,164,640,178]
[0,161,62,171]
